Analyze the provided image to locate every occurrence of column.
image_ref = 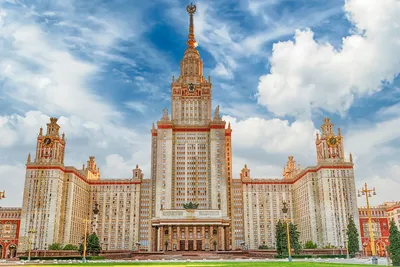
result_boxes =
[193,226,197,250]
[185,226,189,250]
[218,226,224,250]
[151,227,157,252]
[160,226,164,251]
[201,226,205,250]
[177,226,180,251]
[169,226,172,251]
[225,226,231,251]
[210,226,214,250]
[157,227,161,251]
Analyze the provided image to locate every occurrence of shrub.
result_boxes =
[304,240,318,249]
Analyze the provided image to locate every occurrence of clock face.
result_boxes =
[43,137,52,146]
[328,136,338,146]
[187,83,195,92]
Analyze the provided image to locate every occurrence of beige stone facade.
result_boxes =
[17,4,359,253]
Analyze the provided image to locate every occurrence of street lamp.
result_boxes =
[346,238,350,259]
[282,201,292,262]
[82,218,91,263]
[0,190,5,200]
[358,183,378,265]
[27,229,37,261]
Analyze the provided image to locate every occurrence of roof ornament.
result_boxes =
[161,108,170,121]
[186,3,198,49]
[213,105,221,120]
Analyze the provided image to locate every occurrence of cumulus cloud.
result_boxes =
[257,0,400,118]
[223,115,318,178]
[0,18,119,123]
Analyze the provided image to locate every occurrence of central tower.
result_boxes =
[149,4,233,251]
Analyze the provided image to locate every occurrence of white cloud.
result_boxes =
[257,0,400,118]
[0,13,120,123]
[124,101,148,114]
[213,63,234,80]
[223,115,317,154]
[222,115,318,178]
[0,164,25,207]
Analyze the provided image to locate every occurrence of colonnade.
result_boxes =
[151,225,231,251]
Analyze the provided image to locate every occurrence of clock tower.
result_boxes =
[315,118,345,163]
[149,4,232,252]
[34,117,66,164]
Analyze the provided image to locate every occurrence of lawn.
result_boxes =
[29,261,373,267]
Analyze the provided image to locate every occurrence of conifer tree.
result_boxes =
[275,220,286,256]
[389,220,400,266]
[346,216,360,257]
[289,222,302,254]
[275,220,302,255]
[79,232,102,256]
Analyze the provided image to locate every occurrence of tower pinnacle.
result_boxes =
[186,3,197,49]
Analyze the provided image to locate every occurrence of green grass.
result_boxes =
[29,262,372,267]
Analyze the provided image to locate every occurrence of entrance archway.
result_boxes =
[0,245,3,259]
[7,245,17,258]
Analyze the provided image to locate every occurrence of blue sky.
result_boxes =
[0,0,400,207]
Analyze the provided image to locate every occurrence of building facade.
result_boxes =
[0,208,21,258]
[17,4,359,253]
[358,202,400,257]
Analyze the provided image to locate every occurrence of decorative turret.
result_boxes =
[133,164,143,180]
[283,156,300,180]
[213,105,221,121]
[27,153,31,164]
[240,164,251,181]
[34,117,66,164]
[316,118,346,164]
[85,156,100,180]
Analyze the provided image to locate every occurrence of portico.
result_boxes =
[151,209,231,251]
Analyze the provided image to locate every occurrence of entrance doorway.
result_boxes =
[196,240,202,250]
[0,245,3,259]
[188,240,194,251]
[179,240,185,251]
[8,245,16,258]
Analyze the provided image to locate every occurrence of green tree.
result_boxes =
[48,243,62,250]
[289,222,302,254]
[63,244,78,250]
[346,216,360,257]
[389,220,400,266]
[79,233,102,256]
[304,240,318,249]
[275,220,301,255]
[275,220,287,256]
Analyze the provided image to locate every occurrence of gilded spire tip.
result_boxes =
[186,3,197,49]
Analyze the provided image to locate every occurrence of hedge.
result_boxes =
[18,256,105,261]
[275,254,348,259]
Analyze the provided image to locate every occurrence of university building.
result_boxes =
[17,4,359,253]
[358,202,400,256]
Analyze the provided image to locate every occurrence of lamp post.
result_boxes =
[282,201,292,262]
[358,183,378,265]
[346,239,350,259]
[27,229,37,261]
[82,218,91,263]
[0,190,5,200]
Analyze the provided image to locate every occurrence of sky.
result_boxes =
[0,0,399,208]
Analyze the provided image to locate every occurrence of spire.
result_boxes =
[213,105,221,120]
[186,3,197,49]
[27,153,31,163]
